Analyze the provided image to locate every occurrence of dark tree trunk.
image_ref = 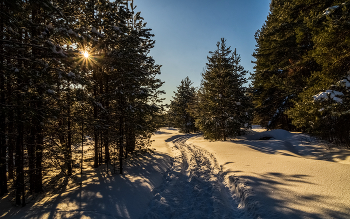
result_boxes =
[7,110,14,180]
[27,125,36,193]
[104,130,109,164]
[15,91,25,206]
[126,124,135,157]
[66,101,72,176]
[0,0,8,197]
[31,1,43,193]
[119,116,124,175]
[34,89,43,193]
[93,85,99,168]
[119,94,124,174]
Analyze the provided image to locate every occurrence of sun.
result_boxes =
[75,48,98,68]
[83,51,89,58]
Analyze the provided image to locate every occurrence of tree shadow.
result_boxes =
[154,130,172,135]
[235,132,350,164]
[225,170,350,219]
[164,133,201,143]
[232,139,300,157]
[0,151,173,219]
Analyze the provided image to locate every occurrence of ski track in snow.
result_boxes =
[142,134,245,219]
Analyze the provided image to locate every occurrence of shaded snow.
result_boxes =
[313,90,344,103]
[142,134,245,219]
[339,78,350,88]
[2,128,350,219]
[323,5,339,15]
[188,127,350,218]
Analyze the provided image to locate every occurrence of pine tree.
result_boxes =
[169,77,197,133]
[0,0,165,204]
[252,0,333,130]
[196,38,252,141]
[287,2,350,146]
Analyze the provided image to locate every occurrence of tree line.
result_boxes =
[168,38,252,141]
[169,1,350,147]
[0,0,164,205]
[252,0,350,146]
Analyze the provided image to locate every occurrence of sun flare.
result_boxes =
[83,51,89,58]
[76,48,98,68]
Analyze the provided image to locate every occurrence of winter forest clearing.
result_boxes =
[1,127,350,218]
[2,0,350,218]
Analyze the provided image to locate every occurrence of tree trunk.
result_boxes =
[119,93,124,174]
[0,0,8,197]
[66,99,72,176]
[32,1,43,193]
[7,110,14,180]
[34,89,43,193]
[119,116,124,175]
[94,85,99,168]
[15,89,25,206]
[126,123,136,157]
[27,124,36,193]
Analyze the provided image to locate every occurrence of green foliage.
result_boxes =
[195,38,252,141]
[0,0,164,199]
[254,0,350,146]
[287,75,350,145]
[169,77,197,133]
[252,1,330,130]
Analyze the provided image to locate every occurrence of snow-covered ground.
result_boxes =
[142,133,247,219]
[188,128,350,218]
[1,127,350,218]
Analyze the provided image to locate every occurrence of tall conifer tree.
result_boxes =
[252,0,331,129]
[196,38,252,140]
[169,77,197,133]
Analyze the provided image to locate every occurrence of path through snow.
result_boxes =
[142,134,247,219]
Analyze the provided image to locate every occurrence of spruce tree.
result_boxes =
[287,2,350,146]
[196,38,252,141]
[0,0,165,204]
[252,0,333,130]
[169,77,197,133]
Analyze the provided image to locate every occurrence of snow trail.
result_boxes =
[142,134,245,219]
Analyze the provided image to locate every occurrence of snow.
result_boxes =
[323,5,339,15]
[142,133,243,218]
[2,127,350,218]
[313,89,344,103]
[236,102,241,105]
[338,78,350,88]
[47,89,55,94]
[1,136,172,219]
[188,127,350,218]
[67,72,75,78]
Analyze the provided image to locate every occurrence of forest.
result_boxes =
[169,0,350,147]
[1,0,350,210]
[0,0,164,205]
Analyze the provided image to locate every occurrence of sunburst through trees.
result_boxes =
[0,0,164,205]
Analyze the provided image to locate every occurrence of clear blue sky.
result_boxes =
[135,0,271,105]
